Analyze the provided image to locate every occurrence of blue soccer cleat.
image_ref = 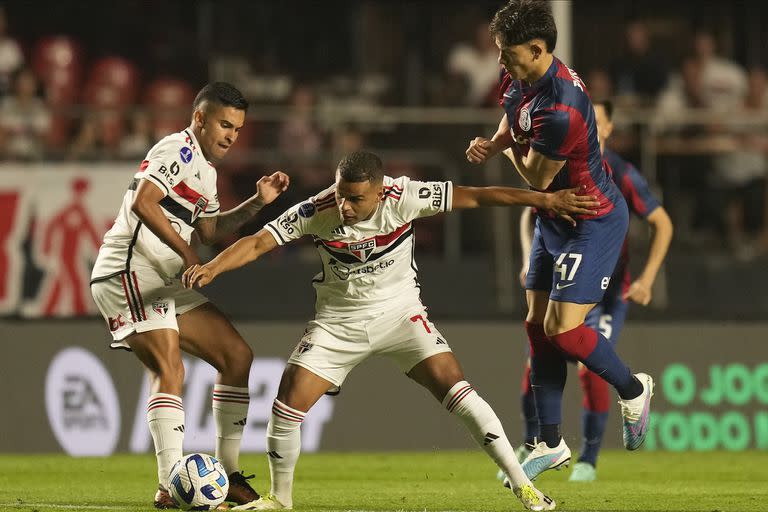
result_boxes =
[619,372,654,450]
[520,438,571,481]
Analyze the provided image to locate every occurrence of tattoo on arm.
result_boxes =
[196,197,264,245]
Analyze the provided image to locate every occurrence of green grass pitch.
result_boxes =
[1,450,766,511]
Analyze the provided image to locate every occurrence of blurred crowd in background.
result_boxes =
[0,0,767,264]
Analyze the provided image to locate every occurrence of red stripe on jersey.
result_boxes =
[317,200,338,211]
[384,187,402,201]
[320,222,410,249]
[315,191,335,204]
[172,181,203,205]
[139,160,150,171]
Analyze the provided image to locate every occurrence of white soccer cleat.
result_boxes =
[520,438,571,481]
[512,483,556,511]
[619,372,654,450]
[232,494,291,510]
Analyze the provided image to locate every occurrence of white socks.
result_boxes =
[266,399,305,508]
[212,384,250,475]
[147,393,185,489]
[443,381,531,488]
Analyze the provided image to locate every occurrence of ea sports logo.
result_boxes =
[45,347,121,456]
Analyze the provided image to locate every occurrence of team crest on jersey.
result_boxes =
[152,300,169,318]
[519,106,531,132]
[349,238,376,262]
[191,196,209,222]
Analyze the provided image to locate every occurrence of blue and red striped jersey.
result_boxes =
[603,148,662,295]
[498,57,623,218]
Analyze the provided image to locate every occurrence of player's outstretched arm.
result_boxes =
[195,171,290,245]
[182,228,278,289]
[623,206,674,305]
[452,186,598,227]
[132,179,200,268]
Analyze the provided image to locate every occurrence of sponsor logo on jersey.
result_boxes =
[152,300,169,318]
[331,225,346,236]
[429,182,444,209]
[179,147,193,163]
[279,212,299,234]
[349,238,376,262]
[298,202,316,218]
[418,187,431,199]
[329,257,395,280]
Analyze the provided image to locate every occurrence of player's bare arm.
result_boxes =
[465,115,514,163]
[519,206,534,286]
[194,171,289,245]
[452,185,598,226]
[503,143,566,190]
[131,179,200,267]
[623,206,674,305]
[182,228,278,289]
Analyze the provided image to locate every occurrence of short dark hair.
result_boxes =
[593,98,614,121]
[193,82,249,112]
[490,0,557,52]
[337,151,384,183]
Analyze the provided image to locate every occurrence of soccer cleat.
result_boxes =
[568,461,596,482]
[153,485,179,509]
[520,438,571,481]
[512,483,556,511]
[232,494,291,510]
[226,471,260,505]
[619,372,654,450]
[496,442,535,481]
[516,442,535,462]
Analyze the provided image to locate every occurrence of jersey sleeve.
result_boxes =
[529,108,577,161]
[263,199,322,245]
[198,190,220,218]
[139,138,195,196]
[395,177,453,223]
[620,165,661,218]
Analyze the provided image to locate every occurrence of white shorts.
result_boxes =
[287,306,452,390]
[90,267,208,349]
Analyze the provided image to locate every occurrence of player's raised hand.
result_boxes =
[182,263,216,289]
[623,279,652,305]
[256,171,290,205]
[545,187,600,227]
[466,137,496,164]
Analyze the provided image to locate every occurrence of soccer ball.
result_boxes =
[169,453,229,510]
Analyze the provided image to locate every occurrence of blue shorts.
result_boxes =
[525,199,629,304]
[584,286,629,345]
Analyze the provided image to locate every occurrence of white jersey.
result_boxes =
[264,176,453,318]
[91,129,220,282]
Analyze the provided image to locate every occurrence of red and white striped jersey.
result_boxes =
[264,175,453,317]
[91,129,220,281]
